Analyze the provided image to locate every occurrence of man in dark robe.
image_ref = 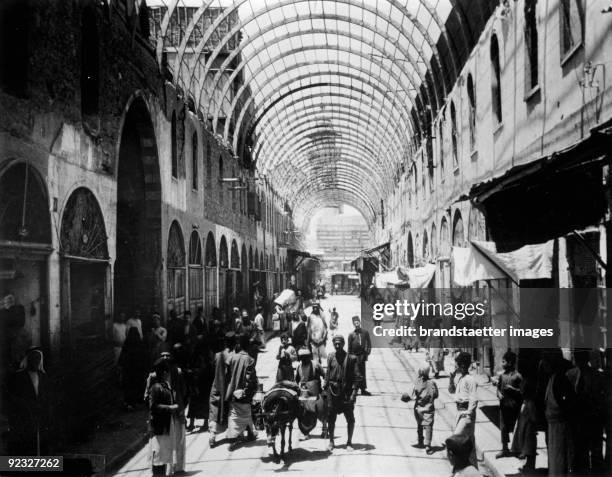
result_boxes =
[208,332,235,447]
[8,347,50,455]
[325,335,362,451]
[348,316,372,395]
[225,334,259,451]
[291,313,308,350]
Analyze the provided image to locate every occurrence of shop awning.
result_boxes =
[406,263,436,289]
[452,240,554,286]
[470,124,611,204]
[374,267,409,287]
[287,248,319,271]
[360,241,391,271]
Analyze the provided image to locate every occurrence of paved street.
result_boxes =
[113,296,456,477]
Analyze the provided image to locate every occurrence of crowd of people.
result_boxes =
[403,346,612,477]
[4,287,612,477]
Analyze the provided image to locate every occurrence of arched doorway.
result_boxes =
[60,187,109,353]
[452,211,466,247]
[219,236,229,314]
[431,223,437,259]
[407,232,415,268]
[115,97,162,316]
[0,162,51,368]
[229,239,240,311]
[188,231,203,314]
[167,221,186,315]
[204,232,217,315]
[440,217,451,288]
[59,186,110,438]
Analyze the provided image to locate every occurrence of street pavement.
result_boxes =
[113,295,459,477]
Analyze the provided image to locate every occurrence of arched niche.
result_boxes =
[167,220,186,314]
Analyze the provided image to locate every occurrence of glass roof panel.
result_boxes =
[150,0,457,224]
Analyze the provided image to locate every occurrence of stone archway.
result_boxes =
[452,210,466,247]
[204,232,217,315]
[114,97,162,316]
[0,162,52,366]
[60,187,109,353]
[188,231,203,314]
[167,221,186,315]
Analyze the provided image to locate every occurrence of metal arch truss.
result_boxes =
[153,0,464,226]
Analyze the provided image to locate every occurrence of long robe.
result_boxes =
[225,351,258,439]
[8,369,50,455]
[209,349,231,433]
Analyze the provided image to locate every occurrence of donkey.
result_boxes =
[259,382,300,462]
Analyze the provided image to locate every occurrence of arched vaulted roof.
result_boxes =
[148,0,494,226]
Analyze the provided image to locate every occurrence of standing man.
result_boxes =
[307,302,328,365]
[329,307,339,334]
[8,347,50,455]
[449,351,478,468]
[348,316,372,396]
[225,334,259,451]
[325,335,362,451]
[253,306,265,349]
[494,350,523,458]
[208,332,235,448]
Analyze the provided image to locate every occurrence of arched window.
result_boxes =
[560,0,584,58]
[81,6,99,116]
[467,74,476,151]
[167,221,186,313]
[204,232,217,314]
[431,223,437,258]
[191,132,198,190]
[490,35,503,124]
[440,217,450,258]
[421,153,426,198]
[219,236,228,269]
[188,231,203,310]
[407,232,414,268]
[450,101,458,169]
[0,163,51,244]
[171,112,178,178]
[61,188,109,259]
[525,0,539,90]
[452,211,466,247]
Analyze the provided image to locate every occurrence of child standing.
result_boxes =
[276,333,297,382]
[402,364,439,454]
[495,350,523,458]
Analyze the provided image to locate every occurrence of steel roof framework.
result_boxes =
[150,0,470,226]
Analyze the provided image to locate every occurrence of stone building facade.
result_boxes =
[378,0,612,370]
[0,0,295,431]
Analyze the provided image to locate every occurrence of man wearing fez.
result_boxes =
[348,316,372,396]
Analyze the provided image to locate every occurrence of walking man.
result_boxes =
[225,334,259,451]
[325,335,362,451]
[348,316,372,395]
[307,302,328,365]
[449,351,478,468]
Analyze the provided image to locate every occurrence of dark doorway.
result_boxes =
[115,98,162,316]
